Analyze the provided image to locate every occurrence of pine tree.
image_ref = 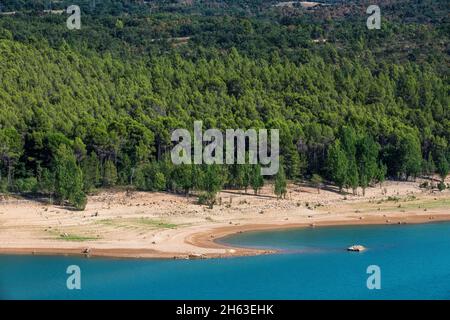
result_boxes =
[0,128,23,187]
[400,133,422,180]
[327,140,348,193]
[54,144,86,210]
[103,159,118,187]
[250,164,264,195]
[274,165,287,199]
[311,174,323,194]
[377,162,388,188]
[200,164,224,209]
[356,135,379,196]
[154,172,166,191]
[172,164,192,195]
[242,163,251,194]
[82,152,100,192]
[347,160,359,195]
[424,152,436,178]
[436,153,449,182]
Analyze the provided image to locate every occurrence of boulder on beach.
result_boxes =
[188,253,205,259]
[347,245,366,252]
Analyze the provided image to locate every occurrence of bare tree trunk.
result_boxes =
[7,158,12,186]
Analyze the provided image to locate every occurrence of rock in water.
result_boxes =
[347,245,366,252]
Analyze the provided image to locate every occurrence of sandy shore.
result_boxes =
[1,178,449,259]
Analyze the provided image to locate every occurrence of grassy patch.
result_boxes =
[59,234,98,242]
[97,218,178,229]
[135,218,178,229]
[46,229,98,242]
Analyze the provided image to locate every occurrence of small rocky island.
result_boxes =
[347,245,366,252]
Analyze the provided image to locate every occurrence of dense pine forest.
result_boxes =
[0,0,448,209]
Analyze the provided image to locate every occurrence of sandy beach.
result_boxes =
[1,178,449,259]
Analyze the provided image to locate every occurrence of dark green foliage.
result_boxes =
[436,153,449,182]
[274,165,287,199]
[102,160,118,187]
[171,164,193,195]
[327,140,348,192]
[199,164,224,208]
[82,152,101,192]
[134,162,166,192]
[423,152,436,178]
[0,0,448,203]
[356,135,380,196]
[376,162,388,187]
[13,177,38,193]
[0,127,23,186]
[400,134,423,180]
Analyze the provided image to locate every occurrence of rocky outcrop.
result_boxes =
[347,245,366,252]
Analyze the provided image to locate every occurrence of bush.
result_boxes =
[0,180,8,193]
[437,181,446,191]
[72,192,88,211]
[134,163,166,191]
[197,192,216,208]
[419,181,429,189]
[13,177,38,193]
[154,172,166,191]
[197,193,209,205]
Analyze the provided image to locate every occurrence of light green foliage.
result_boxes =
[54,144,86,210]
[274,165,287,199]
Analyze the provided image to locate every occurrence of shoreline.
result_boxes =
[2,212,450,260]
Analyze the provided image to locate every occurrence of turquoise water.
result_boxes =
[1,222,449,299]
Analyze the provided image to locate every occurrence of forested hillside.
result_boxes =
[0,0,448,209]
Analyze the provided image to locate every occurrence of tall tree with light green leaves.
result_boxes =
[356,134,380,196]
[274,165,287,199]
[54,144,86,210]
[250,164,264,195]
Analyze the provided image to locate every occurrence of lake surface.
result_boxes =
[1,222,449,299]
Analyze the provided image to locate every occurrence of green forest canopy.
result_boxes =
[0,0,448,208]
